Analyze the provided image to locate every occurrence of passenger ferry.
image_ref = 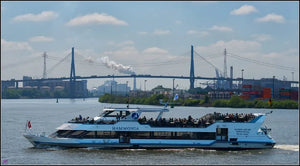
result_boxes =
[24,102,276,149]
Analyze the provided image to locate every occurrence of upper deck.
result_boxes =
[68,107,257,128]
[137,112,256,128]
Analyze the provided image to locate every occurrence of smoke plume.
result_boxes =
[101,56,135,75]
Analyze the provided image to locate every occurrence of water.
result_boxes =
[1,98,299,165]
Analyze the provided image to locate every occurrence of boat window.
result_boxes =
[196,132,216,140]
[216,128,228,141]
[177,132,192,139]
[72,131,217,140]
[126,111,130,116]
[154,132,172,138]
[130,132,150,138]
[230,138,238,142]
[70,130,84,137]
[100,111,120,117]
[83,131,96,138]
[56,130,74,137]
[70,130,85,136]
[96,131,117,138]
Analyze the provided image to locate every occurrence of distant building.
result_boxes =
[1,76,88,97]
[152,85,171,96]
[97,80,130,96]
[1,79,16,90]
[208,91,232,100]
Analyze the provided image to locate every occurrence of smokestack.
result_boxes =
[133,76,136,90]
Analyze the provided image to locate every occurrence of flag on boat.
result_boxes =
[28,121,31,129]
[173,94,179,101]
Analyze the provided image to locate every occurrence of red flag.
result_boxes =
[28,121,31,129]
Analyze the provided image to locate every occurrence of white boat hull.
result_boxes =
[24,134,275,149]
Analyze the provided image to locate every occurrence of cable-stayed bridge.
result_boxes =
[2,46,298,94]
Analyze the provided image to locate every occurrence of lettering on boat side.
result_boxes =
[234,128,251,136]
[112,127,139,131]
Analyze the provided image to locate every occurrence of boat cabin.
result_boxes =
[68,107,169,124]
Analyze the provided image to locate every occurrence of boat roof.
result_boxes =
[103,107,169,112]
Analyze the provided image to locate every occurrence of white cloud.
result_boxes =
[137,31,148,35]
[29,36,54,42]
[210,25,233,32]
[175,20,182,24]
[142,47,169,55]
[65,13,128,26]
[263,48,298,59]
[187,30,209,37]
[251,34,272,42]
[103,46,139,59]
[195,39,261,56]
[1,39,33,51]
[256,13,285,23]
[117,40,134,47]
[230,4,258,15]
[13,11,58,22]
[107,40,134,47]
[138,30,171,36]
[153,29,171,35]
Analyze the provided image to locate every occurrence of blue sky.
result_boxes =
[1,1,299,90]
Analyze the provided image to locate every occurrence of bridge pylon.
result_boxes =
[70,47,76,98]
[190,45,195,89]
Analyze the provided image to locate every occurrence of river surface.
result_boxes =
[1,98,299,165]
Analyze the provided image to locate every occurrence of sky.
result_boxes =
[1,1,299,90]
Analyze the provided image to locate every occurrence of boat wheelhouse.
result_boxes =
[24,104,275,149]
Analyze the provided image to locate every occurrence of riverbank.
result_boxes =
[98,94,298,109]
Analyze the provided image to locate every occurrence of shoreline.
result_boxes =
[98,94,299,110]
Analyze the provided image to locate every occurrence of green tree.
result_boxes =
[204,94,210,103]
[5,89,21,99]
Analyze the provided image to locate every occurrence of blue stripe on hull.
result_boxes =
[32,140,275,150]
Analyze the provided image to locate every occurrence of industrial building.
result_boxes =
[1,76,88,98]
[95,80,131,96]
[240,78,298,100]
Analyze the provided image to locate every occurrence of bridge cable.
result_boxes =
[193,50,223,73]
[46,53,71,75]
[227,52,296,71]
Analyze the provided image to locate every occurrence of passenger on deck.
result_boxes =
[90,119,94,124]
[116,113,120,121]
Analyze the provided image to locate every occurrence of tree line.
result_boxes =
[99,93,298,109]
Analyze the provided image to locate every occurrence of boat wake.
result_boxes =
[274,145,299,151]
